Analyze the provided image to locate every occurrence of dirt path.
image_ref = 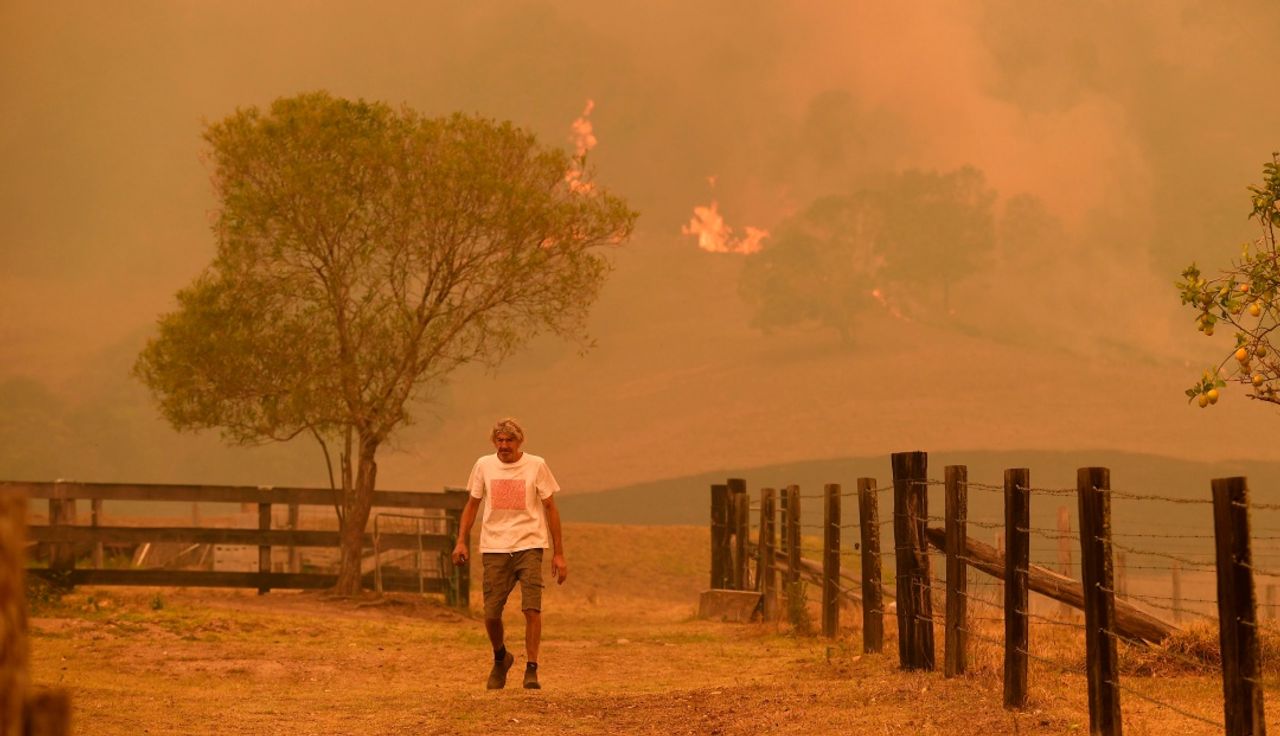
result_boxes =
[26,582,1239,736]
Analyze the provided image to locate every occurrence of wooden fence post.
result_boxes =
[257,502,271,594]
[444,492,471,610]
[1078,467,1122,736]
[892,451,934,671]
[729,478,748,590]
[1004,468,1030,709]
[823,483,840,638]
[760,488,778,621]
[711,483,729,589]
[858,478,884,654]
[48,482,76,575]
[944,465,968,678]
[1211,476,1267,736]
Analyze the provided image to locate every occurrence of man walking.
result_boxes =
[452,418,567,690]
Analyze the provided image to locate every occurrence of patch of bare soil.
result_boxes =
[23,524,1253,735]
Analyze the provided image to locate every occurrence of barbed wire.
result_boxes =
[1012,645,1089,677]
[1112,530,1214,540]
[1106,539,1218,569]
[1107,680,1222,728]
[1017,526,1075,541]
[1239,562,1280,578]
[1105,488,1213,505]
[1015,485,1077,497]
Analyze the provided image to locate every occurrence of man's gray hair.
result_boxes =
[490,417,525,443]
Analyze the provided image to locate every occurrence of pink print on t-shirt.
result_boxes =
[490,479,527,510]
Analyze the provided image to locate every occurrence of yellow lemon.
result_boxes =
[1208,388,1220,404]
[1198,394,1210,408]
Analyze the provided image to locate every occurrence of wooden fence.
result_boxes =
[6,480,472,606]
[708,450,1270,736]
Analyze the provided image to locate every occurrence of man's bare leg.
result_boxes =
[522,609,542,689]
[485,617,505,652]
[523,609,541,661]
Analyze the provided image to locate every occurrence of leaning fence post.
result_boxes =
[1211,476,1266,736]
[892,450,933,671]
[1004,468,1030,709]
[944,465,968,678]
[823,483,840,638]
[1078,467,1121,736]
[729,478,748,589]
[760,488,778,622]
[711,486,732,591]
[858,478,884,653]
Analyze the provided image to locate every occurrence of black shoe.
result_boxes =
[486,651,515,690]
[523,664,540,689]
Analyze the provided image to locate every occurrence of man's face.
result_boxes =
[493,432,524,463]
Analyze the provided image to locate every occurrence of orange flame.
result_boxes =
[565,99,597,194]
[681,176,769,254]
[681,201,769,255]
[870,287,911,322]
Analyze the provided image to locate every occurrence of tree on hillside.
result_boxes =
[135,92,636,594]
[739,194,884,344]
[872,166,996,312]
[1177,153,1280,408]
[739,167,995,343]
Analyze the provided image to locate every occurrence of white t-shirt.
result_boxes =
[467,452,560,553]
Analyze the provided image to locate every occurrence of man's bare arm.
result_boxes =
[543,496,567,584]
[451,496,481,565]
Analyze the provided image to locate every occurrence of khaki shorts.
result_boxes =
[482,549,544,618]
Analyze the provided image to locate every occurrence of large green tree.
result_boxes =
[135,92,636,594]
[1178,154,1280,408]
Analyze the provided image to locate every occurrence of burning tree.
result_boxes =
[135,92,636,595]
[1177,154,1280,408]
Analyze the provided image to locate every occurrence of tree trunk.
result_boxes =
[334,437,379,596]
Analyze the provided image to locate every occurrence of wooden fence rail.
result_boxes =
[6,480,471,606]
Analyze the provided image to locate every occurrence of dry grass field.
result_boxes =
[25,523,1275,735]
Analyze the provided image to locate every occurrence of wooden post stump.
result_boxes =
[1211,476,1267,736]
[858,478,883,653]
[760,488,778,622]
[892,451,933,671]
[944,465,968,678]
[1004,468,1030,709]
[1078,467,1121,736]
[823,483,840,638]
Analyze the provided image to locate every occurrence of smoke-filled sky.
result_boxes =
[3,1,1279,493]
